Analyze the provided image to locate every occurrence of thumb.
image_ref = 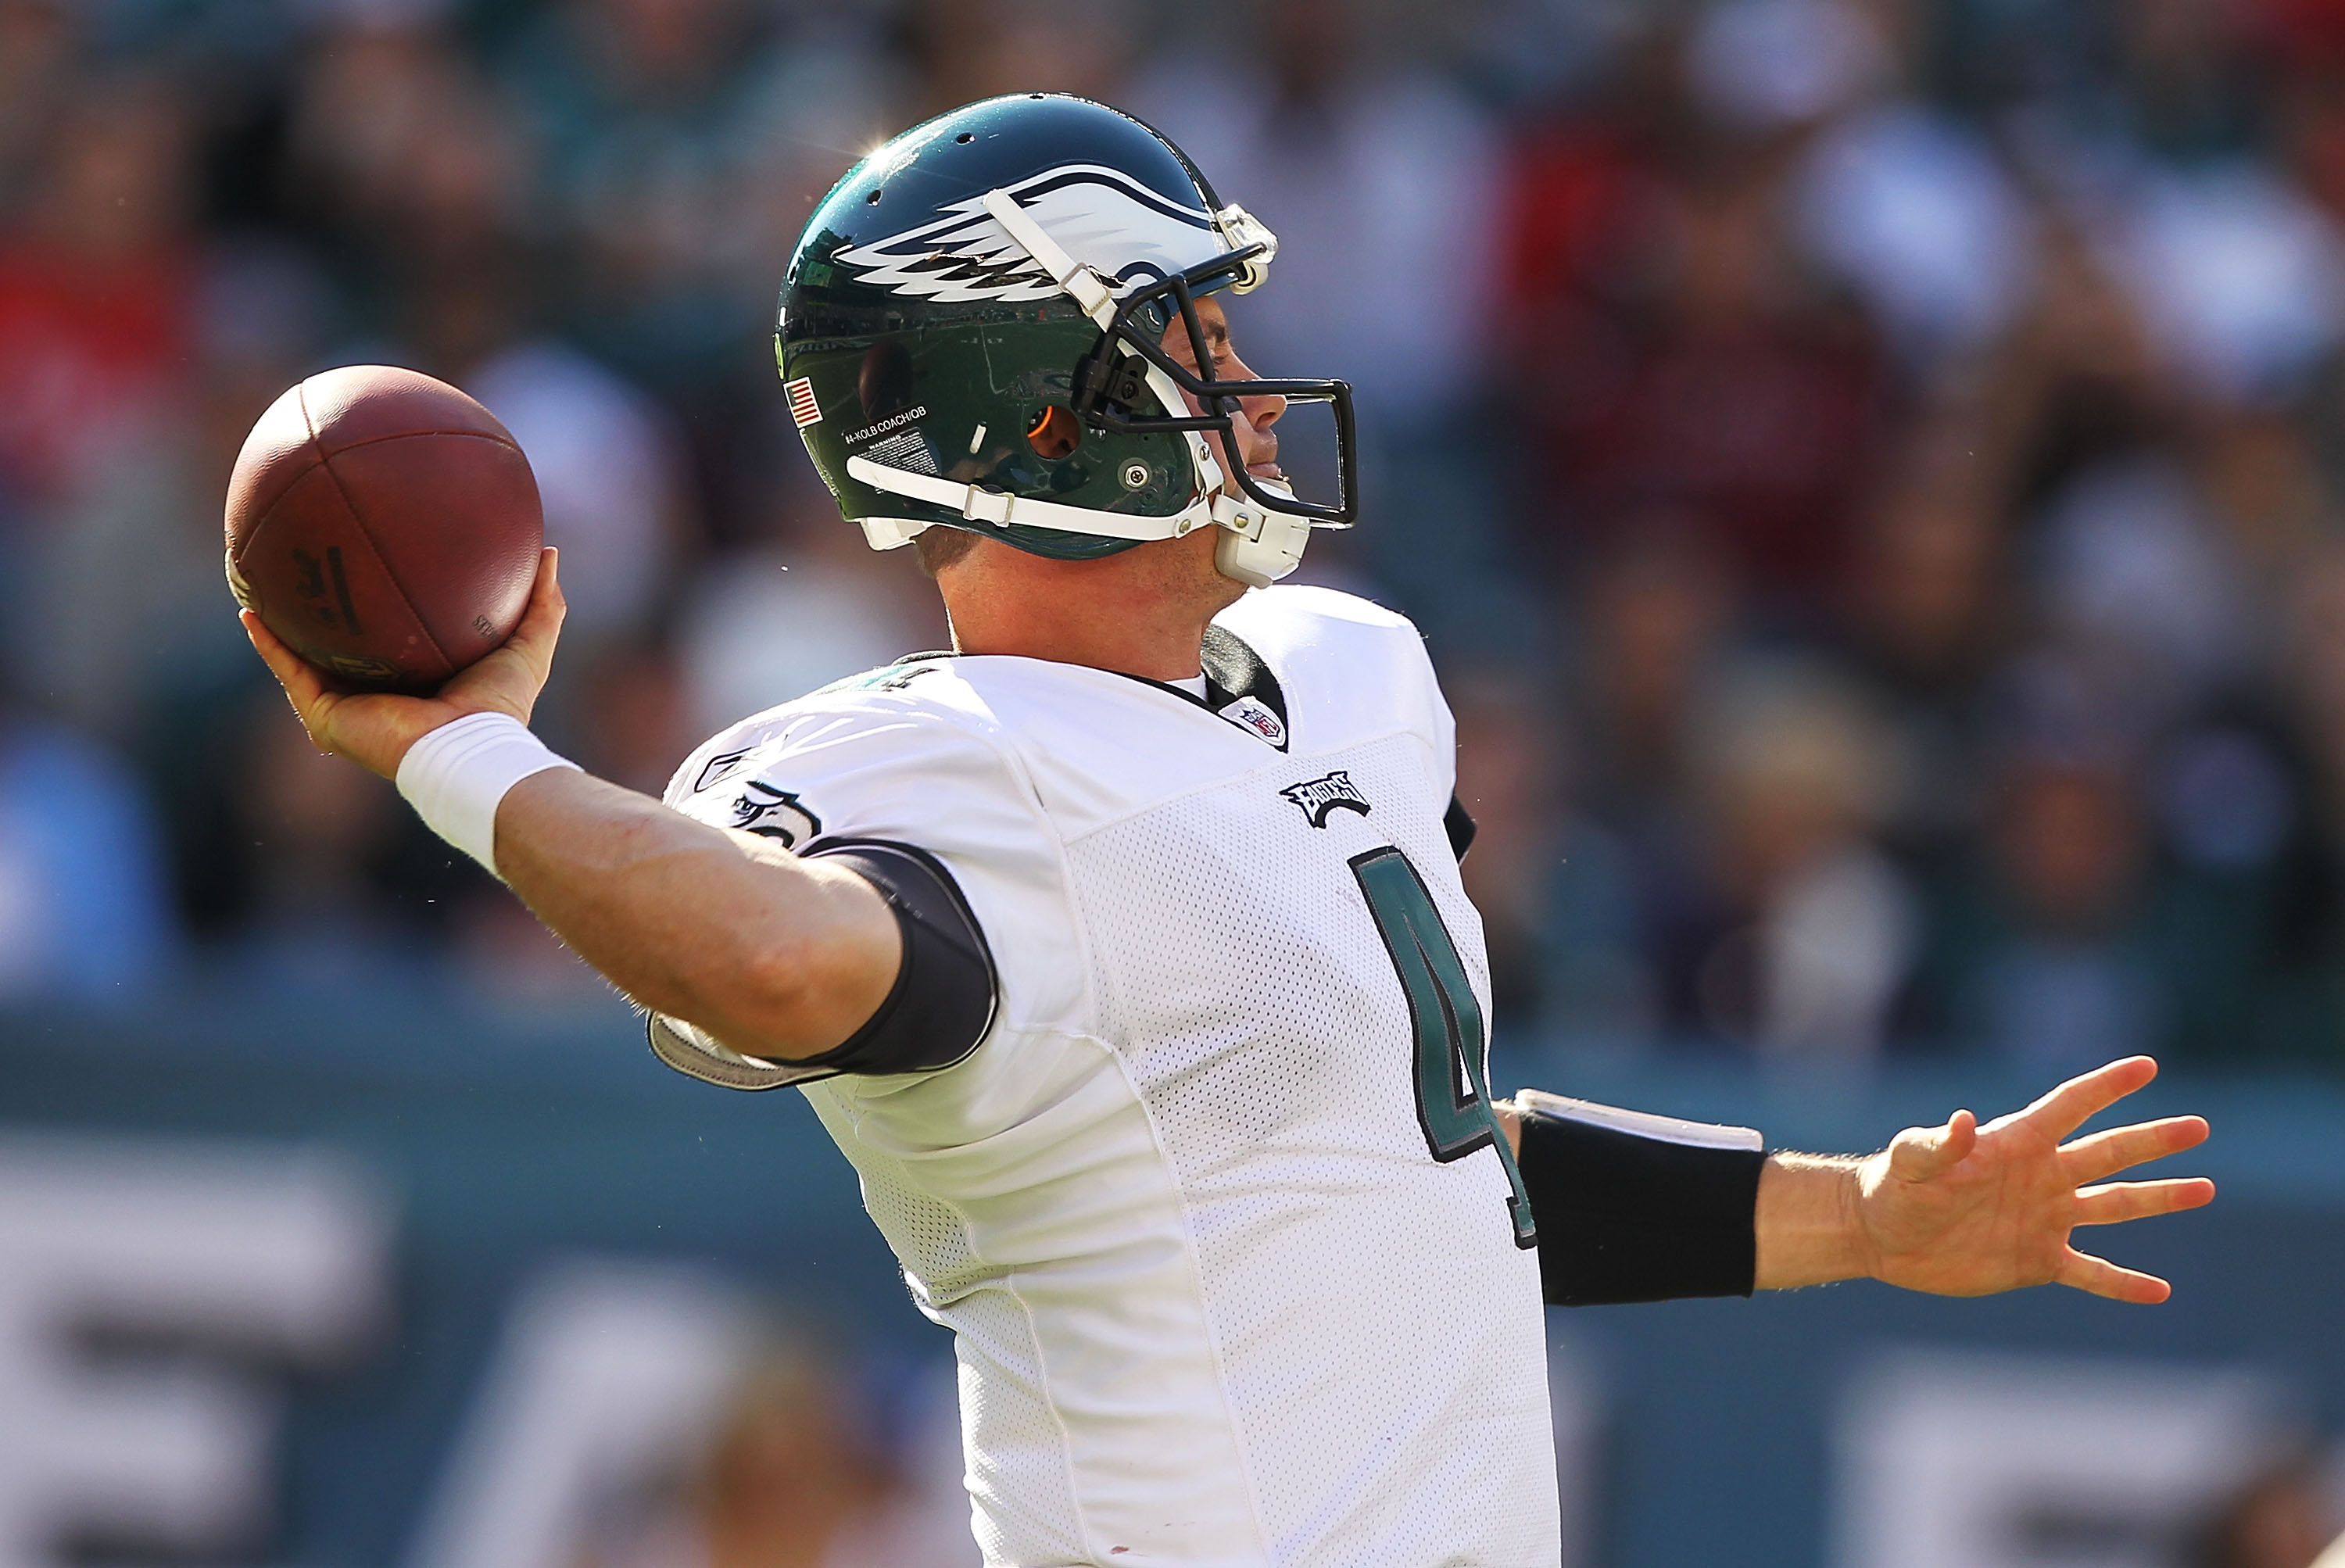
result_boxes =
[1888,1109,1977,1181]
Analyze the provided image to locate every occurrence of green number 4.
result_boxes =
[1350,847,1538,1248]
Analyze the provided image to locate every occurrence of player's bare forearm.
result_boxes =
[1753,1155,1867,1290]
[491,769,901,1061]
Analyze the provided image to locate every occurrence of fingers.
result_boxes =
[2075,1177,2217,1226]
[2054,1246,2173,1304]
[1886,1108,1977,1180]
[240,610,333,729]
[503,547,567,681]
[2061,1116,2210,1184]
[2018,1056,2160,1140]
[241,609,305,689]
[516,550,560,637]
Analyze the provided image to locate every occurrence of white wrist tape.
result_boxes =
[394,712,580,878]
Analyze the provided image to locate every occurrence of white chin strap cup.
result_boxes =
[1212,492,1312,588]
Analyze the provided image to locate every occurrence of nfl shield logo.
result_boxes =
[1217,696,1287,749]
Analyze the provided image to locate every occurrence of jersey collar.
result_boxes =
[888,628,1292,750]
[1105,625,1290,750]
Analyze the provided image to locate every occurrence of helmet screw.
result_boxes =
[1121,461,1150,490]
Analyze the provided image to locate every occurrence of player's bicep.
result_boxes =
[648,839,998,1092]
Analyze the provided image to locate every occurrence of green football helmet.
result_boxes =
[775,93,1356,587]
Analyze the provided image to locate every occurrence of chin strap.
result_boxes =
[983,189,1119,331]
[844,455,1311,587]
[847,454,1213,540]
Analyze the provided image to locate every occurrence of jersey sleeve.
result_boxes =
[648,680,1076,1090]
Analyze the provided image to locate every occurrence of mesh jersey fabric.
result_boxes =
[657,585,1559,1568]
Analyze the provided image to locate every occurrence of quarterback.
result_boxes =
[244,96,2213,1566]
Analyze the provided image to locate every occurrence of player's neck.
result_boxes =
[936,531,1244,682]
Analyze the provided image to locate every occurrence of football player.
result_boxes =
[244,95,2214,1567]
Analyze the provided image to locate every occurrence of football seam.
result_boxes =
[296,382,457,676]
[232,458,448,678]
[230,453,328,567]
[313,428,522,458]
[316,453,458,674]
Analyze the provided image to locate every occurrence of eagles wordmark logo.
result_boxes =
[728,781,822,847]
[835,165,1223,304]
[1280,771,1370,829]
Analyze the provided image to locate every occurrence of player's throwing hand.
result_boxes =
[1846,1056,2212,1304]
[242,546,566,782]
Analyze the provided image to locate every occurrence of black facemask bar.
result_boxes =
[1069,251,1358,528]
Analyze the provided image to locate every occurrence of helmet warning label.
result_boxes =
[863,428,939,476]
[786,378,822,428]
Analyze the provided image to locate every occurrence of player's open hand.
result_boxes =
[1853,1056,2212,1303]
[241,546,566,782]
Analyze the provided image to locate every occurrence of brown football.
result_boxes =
[224,365,543,693]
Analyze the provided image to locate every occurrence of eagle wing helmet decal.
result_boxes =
[835,164,1228,304]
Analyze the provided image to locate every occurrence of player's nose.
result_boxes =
[1226,349,1286,432]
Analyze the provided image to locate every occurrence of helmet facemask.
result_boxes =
[968,184,1357,585]
[1071,249,1357,532]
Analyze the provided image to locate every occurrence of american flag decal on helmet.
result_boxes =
[786,377,822,428]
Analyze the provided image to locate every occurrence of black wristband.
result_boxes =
[1515,1092,1765,1307]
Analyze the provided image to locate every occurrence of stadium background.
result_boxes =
[2,0,2342,1563]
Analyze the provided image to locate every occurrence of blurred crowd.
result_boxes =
[5,0,2345,1073]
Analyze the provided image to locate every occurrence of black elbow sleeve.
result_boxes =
[646,838,997,1091]
[1516,1091,1766,1307]
[800,839,998,1077]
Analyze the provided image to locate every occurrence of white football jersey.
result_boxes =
[657,586,1558,1568]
